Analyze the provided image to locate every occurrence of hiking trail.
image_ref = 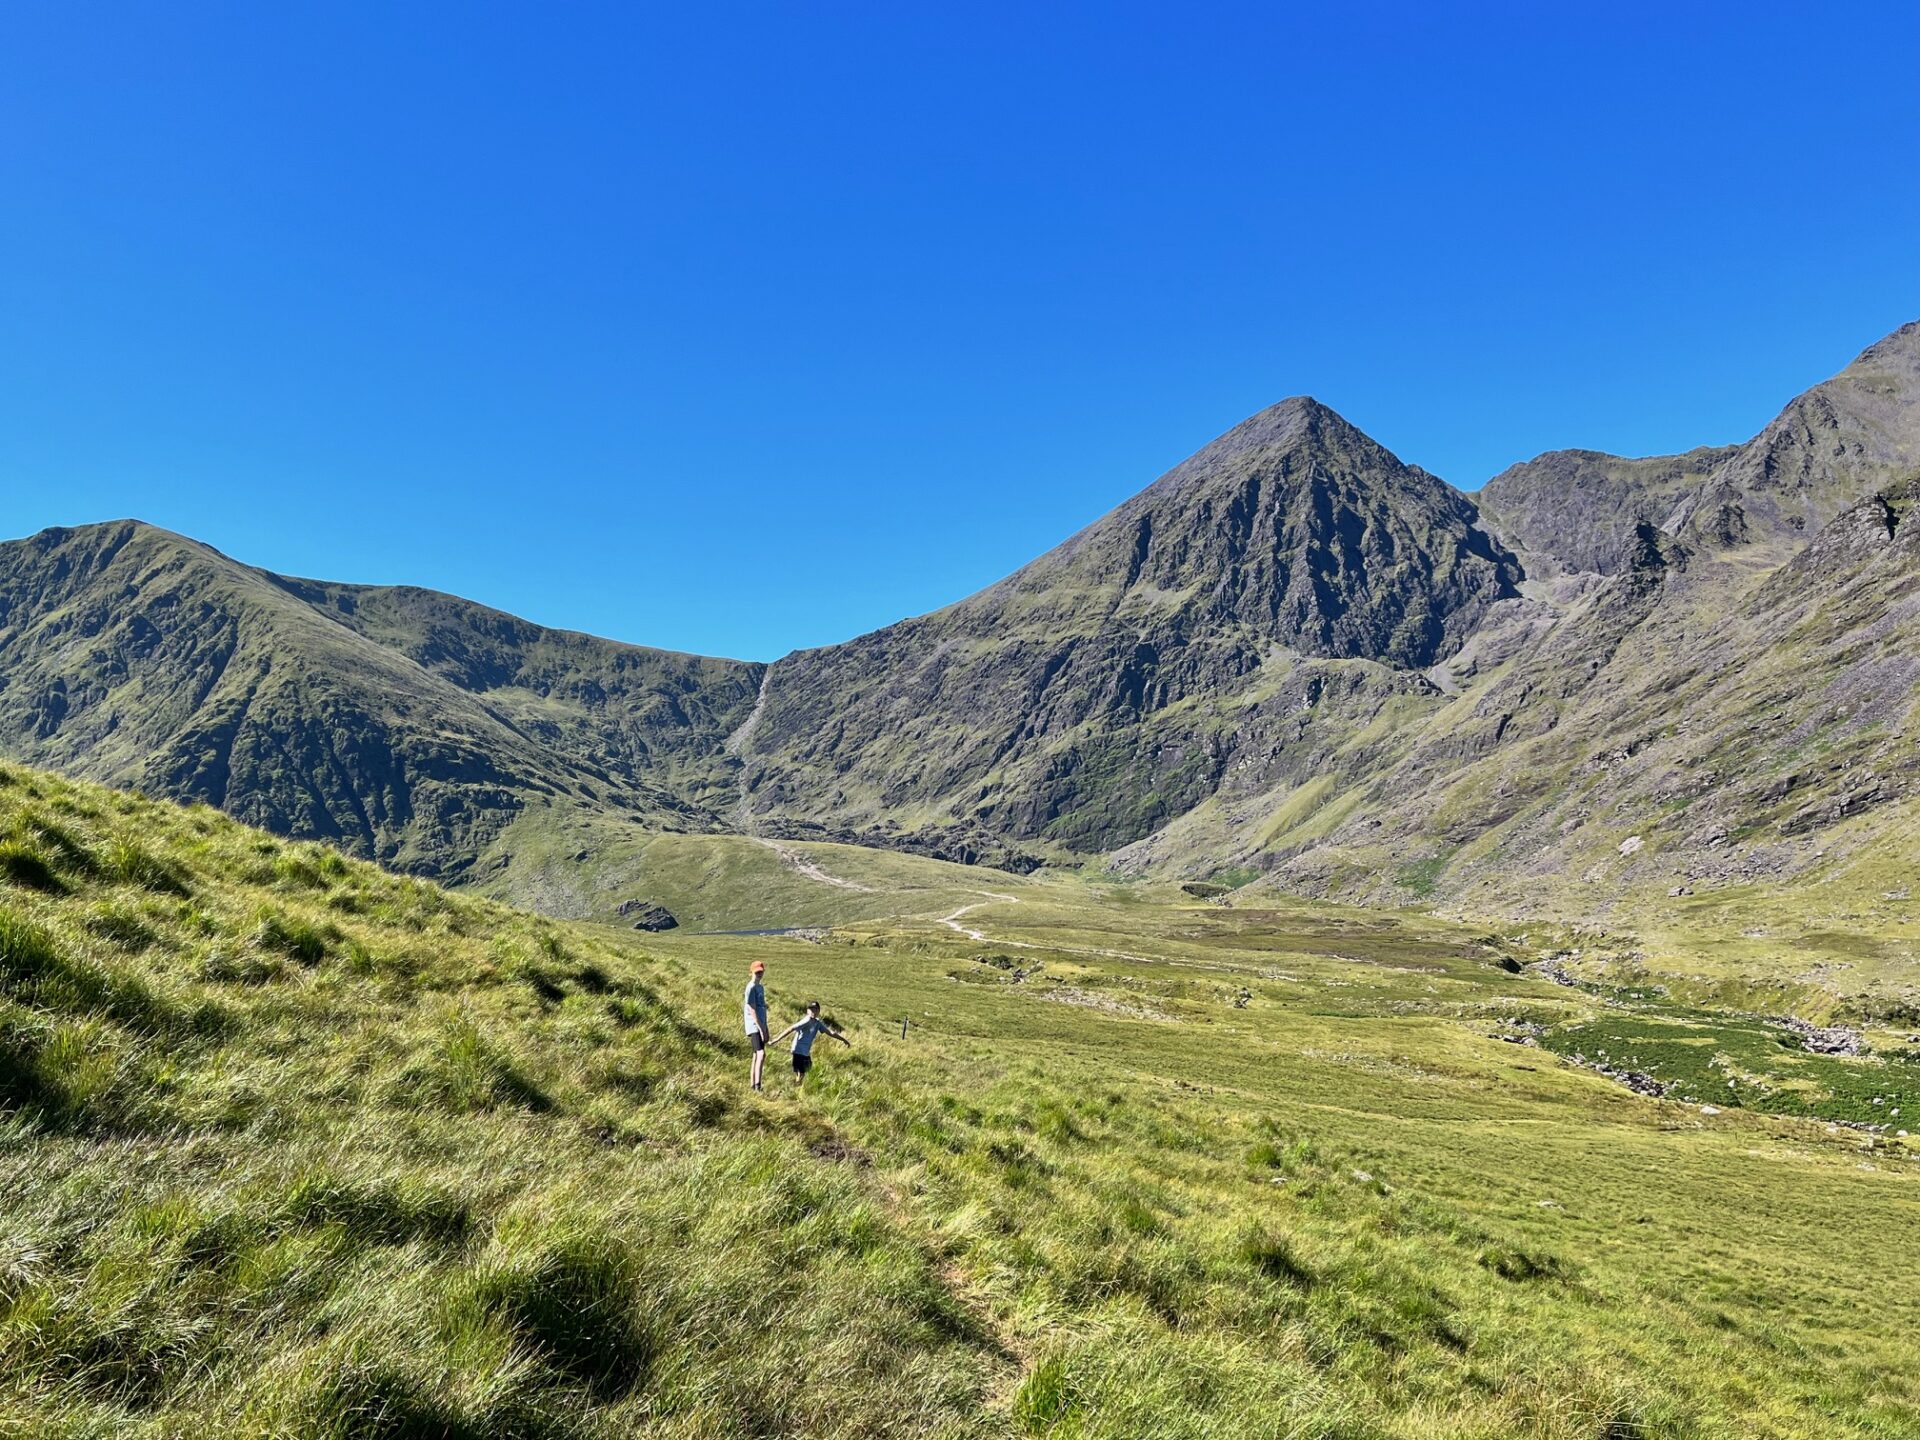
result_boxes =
[752,836,880,892]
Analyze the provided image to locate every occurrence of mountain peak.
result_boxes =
[1188,394,1368,464]
[1674,317,1920,549]
[1847,318,1920,371]
[972,390,1522,673]
[1131,395,1419,518]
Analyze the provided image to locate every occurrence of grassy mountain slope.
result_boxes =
[0,761,987,1439]
[0,522,762,878]
[4,761,1917,1437]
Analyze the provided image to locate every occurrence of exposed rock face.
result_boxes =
[1678,323,1920,549]
[1481,322,1920,573]
[617,900,679,931]
[732,397,1522,852]
[1026,397,1524,668]
[1478,446,1737,576]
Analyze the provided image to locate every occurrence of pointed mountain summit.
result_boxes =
[986,394,1521,667]
[1142,394,1378,481]
[732,399,1522,857]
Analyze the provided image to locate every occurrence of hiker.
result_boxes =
[743,961,771,1091]
[769,1000,850,1088]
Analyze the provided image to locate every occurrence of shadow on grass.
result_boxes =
[474,1237,652,1398]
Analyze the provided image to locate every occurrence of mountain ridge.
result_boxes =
[3,321,1917,933]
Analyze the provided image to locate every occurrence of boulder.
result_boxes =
[618,899,678,932]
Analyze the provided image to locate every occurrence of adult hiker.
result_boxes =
[743,961,771,1091]
[768,1000,850,1089]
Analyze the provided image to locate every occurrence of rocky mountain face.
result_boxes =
[731,398,1521,859]
[1234,323,1920,919]
[1475,447,1739,576]
[1481,321,1920,569]
[1,321,1915,925]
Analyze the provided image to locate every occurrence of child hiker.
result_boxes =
[769,1000,849,1088]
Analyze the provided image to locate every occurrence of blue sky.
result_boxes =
[3,3,1916,660]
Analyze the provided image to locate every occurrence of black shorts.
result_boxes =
[748,1032,766,1053]
[791,1051,812,1077]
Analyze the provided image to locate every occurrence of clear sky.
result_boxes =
[2,4,1916,660]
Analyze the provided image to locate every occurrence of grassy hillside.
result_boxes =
[0,763,983,1438]
[472,806,1065,931]
[4,761,1917,1437]
[0,522,763,879]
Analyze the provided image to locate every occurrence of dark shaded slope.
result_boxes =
[268,577,764,819]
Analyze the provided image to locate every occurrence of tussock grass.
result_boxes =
[0,840,64,894]
[0,761,1914,1436]
[103,835,189,895]
[0,766,991,1438]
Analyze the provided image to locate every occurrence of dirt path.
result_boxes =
[753,837,880,893]
[938,895,1193,969]
[938,893,1020,942]
[752,846,1169,972]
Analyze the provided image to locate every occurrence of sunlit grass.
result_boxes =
[1,759,1915,1437]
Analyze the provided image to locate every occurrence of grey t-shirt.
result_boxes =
[743,980,767,1036]
[790,1015,826,1056]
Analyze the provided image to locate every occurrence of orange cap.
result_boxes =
[750,961,765,973]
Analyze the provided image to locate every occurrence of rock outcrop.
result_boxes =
[618,900,679,931]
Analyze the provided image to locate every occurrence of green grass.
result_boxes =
[0,766,986,1438]
[1,760,1917,1437]
[1541,1009,1918,1125]
[1393,850,1455,899]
